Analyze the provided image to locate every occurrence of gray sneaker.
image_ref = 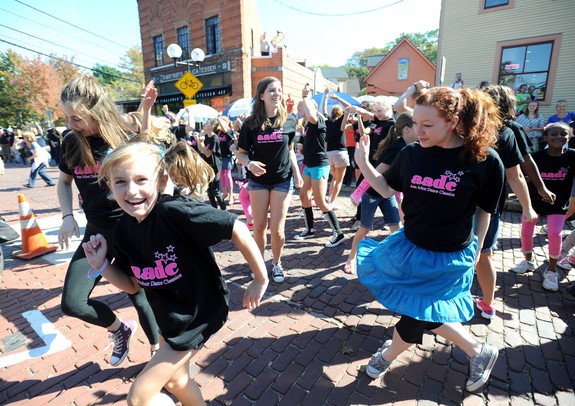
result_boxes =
[366,340,393,378]
[466,343,498,391]
[271,263,285,283]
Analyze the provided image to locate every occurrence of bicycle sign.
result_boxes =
[175,71,203,99]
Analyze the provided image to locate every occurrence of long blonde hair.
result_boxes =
[61,75,133,168]
[99,141,214,200]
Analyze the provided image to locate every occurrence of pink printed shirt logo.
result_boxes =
[74,162,101,179]
[257,129,284,143]
[540,167,569,181]
[409,170,463,197]
[130,245,182,287]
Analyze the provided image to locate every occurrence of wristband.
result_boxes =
[247,160,252,170]
[87,258,109,280]
[62,213,74,220]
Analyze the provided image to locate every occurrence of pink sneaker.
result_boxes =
[568,254,575,266]
[476,299,495,319]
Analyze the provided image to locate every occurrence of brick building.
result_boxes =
[136,0,336,114]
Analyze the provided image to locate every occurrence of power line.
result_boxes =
[270,0,404,17]
[0,23,123,69]
[15,0,131,50]
[0,38,140,83]
[0,6,130,67]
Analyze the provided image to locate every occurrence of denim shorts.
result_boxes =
[481,210,500,252]
[221,156,233,170]
[248,177,293,193]
[360,193,400,229]
[302,164,330,180]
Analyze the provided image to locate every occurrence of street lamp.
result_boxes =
[166,44,205,71]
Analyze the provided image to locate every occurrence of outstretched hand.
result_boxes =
[243,280,268,310]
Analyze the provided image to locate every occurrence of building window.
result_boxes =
[177,27,190,60]
[495,34,562,102]
[153,35,164,67]
[479,0,514,13]
[205,16,220,55]
[485,0,508,8]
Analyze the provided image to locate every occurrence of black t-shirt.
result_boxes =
[529,149,575,215]
[302,114,328,167]
[238,115,297,185]
[59,134,123,228]
[113,195,236,351]
[202,133,222,173]
[366,137,407,197]
[171,124,188,141]
[494,126,524,211]
[218,130,235,158]
[325,116,346,151]
[384,143,504,252]
[506,120,531,156]
[369,118,395,164]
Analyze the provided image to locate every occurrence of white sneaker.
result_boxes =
[351,220,361,231]
[556,255,572,270]
[542,272,559,291]
[509,259,535,274]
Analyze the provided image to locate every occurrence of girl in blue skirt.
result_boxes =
[354,86,504,391]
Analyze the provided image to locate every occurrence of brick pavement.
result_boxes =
[1,160,574,405]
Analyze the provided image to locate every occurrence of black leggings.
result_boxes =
[395,315,443,344]
[207,173,226,210]
[60,223,159,345]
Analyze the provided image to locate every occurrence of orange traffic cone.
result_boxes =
[12,194,58,260]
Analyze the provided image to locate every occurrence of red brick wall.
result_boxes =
[137,0,336,109]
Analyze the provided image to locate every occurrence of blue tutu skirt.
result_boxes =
[356,228,477,323]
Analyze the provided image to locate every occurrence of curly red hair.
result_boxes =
[415,87,501,161]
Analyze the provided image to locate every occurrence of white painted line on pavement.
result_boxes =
[0,310,71,368]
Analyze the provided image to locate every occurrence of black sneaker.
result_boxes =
[109,319,137,366]
[325,233,346,248]
[294,228,315,240]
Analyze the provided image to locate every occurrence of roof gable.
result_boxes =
[365,38,435,82]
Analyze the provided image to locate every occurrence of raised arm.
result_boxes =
[394,80,429,114]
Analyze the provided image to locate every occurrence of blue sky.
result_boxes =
[0,0,441,69]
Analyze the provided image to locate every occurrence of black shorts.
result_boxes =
[395,315,443,344]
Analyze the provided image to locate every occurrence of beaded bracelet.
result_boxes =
[87,258,109,280]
